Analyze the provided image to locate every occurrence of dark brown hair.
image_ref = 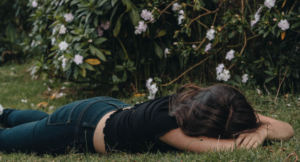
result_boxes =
[169,84,263,139]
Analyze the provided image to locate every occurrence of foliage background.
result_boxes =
[1,0,300,98]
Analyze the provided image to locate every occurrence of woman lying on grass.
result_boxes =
[0,84,294,155]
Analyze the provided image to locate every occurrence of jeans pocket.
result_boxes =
[47,100,88,125]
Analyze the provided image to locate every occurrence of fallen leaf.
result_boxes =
[51,94,56,100]
[37,102,48,108]
[282,0,286,8]
[281,31,286,40]
[134,93,146,97]
[85,59,101,65]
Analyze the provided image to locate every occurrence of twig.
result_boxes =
[227,35,259,48]
[274,67,289,102]
[187,1,224,28]
[264,83,270,96]
[160,0,178,15]
[285,151,298,162]
[131,83,138,93]
[196,20,209,29]
[288,0,298,15]
[160,55,211,86]
[239,30,247,55]
[195,37,207,51]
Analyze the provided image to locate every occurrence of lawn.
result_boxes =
[0,62,299,161]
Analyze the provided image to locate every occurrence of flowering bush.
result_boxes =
[24,0,300,95]
[0,0,33,64]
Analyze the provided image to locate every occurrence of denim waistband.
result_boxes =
[73,97,131,153]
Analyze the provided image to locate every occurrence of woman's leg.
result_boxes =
[0,117,75,155]
[0,109,49,128]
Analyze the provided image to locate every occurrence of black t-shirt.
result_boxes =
[103,95,180,153]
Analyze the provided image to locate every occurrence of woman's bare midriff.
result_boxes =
[93,107,132,154]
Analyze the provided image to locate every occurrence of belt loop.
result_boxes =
[82,122,96,129]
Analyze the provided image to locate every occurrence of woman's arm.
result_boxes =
[159,128,237,153]
[236,113,294,149]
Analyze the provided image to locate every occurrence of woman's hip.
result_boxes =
[47,96,131,153]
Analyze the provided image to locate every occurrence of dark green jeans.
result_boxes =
[0,97,131,155]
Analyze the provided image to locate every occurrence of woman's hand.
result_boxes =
[236,125,268,149]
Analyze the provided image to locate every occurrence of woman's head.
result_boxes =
[170,84,263,139]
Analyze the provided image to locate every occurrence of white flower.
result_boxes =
[172,3,181,11]
[61,87,66,90]
[217,69,231,81]
[216,63,225,74]
[251,13,261,27]
[52,26,58,35]
[278,19,290,31]
[59,25,67,34]
[100,21,110,30]
[148,83,158,100]
[204,43,212,52]
[256,89,261,94]
[47,87,52,92]
[49,79,53,83]
[49,106,55,110]
[135,21,148,34]
[164,48,170,58]
[146,78,153,90]
[178,15,185,25]
[226,49,235,60]
[179,10,184,15]
[30,66,38,75]
[21,99,28,103]
[141,9,154,21]
[242,74,249,83]
[73,55,83,65]
[97,26,104,36]
[298,98,300,101]
[31,40,35,47]
[32,1,38,8]
[31,103,35,107]
[59,41,68,51]
[56,92,65,99]
[287,104,291,107]
[192,44,197,49]
[264,0,276,9]
[206,29,215,41]
[64,13,74,22]
[0,104,3,115]
[51,38,56,45]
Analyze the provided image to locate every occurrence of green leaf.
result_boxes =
[235,75,242,83]
[122,0,132,12]
[89,45,107,61]
[265,77,274,83]
[94,37,107,45]
[6,24,17,43]
[129,5,140,27]
[112,75,118,83]
[83,62,95,71]
[113,13,125,37]
[154,42,163,59]
[228,31,237,39]
[79,67,86,77]
[111,0,118,6]
[264,70,274,76]
[155,29,167,38]
[291,22,300,29]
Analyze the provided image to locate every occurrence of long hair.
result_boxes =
[169,84,264,139]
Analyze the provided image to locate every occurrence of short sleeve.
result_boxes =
[150,105,179,141]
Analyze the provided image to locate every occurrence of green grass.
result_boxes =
[0,62,299,161]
